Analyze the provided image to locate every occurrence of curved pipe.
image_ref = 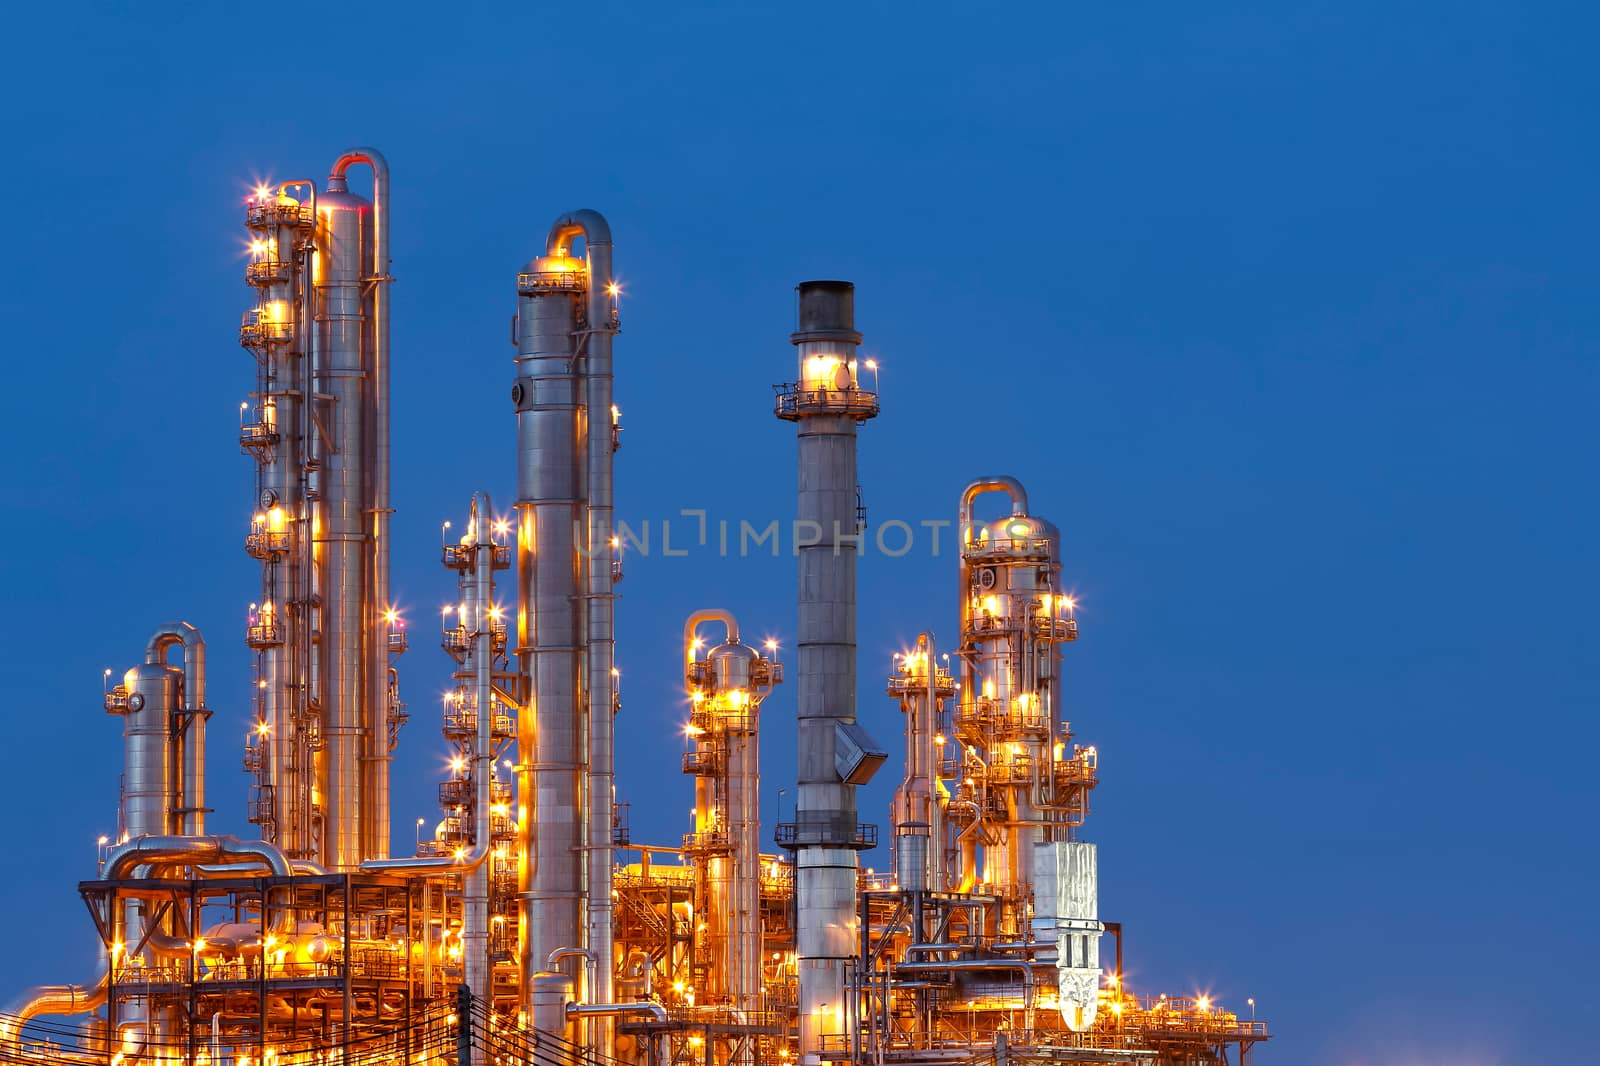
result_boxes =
[103,835,293,881]
[958,477,1029,540]
[2,975,108,1033]
[330,147,395,860]
[549,947,598,1008]
[145,623,205,707]
[146,622,208,835]
[682,609,739,672]
[888,959,1035,1012]
[544,210,613,257]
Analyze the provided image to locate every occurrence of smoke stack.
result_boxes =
[777,280,886,1055]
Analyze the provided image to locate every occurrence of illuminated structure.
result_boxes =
[0,152,1270,1066]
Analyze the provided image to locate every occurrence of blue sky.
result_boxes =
[1,3,1595,1063]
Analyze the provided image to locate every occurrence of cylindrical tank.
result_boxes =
[121,663,179,840]
[313,179,373,871]
[515,250,588,1004]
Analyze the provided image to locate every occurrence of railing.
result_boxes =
[239,421,279,451]
[681,749,720,775]
[239,318,293,346]
[682,829,732,854]
[245,528,290,558]
[442,542,510,570]
[965,535,1054,558]
[245,258,292,284]
[246,200,315,228]
[443,707,515,738]
[387,628,409,653]
[516,268,587,294]
[441,621,508,654]
[772,381,880,421]
[820,1023,1266,1054]
[103,688,132,714]
[246,621,284,648]
[1034,617,1078,642]
[775,818,878,850]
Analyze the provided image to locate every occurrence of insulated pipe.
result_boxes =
[330,148,394,863]
[146,623,208,835]
[315,169,373,871]
[549,209,621,1025]
[1,975,108,1033]
[683,609,739,670]
[103,835,294,881]
[564,1001,667,1024]
[515,215,600,1019]
[958,477,1029,540]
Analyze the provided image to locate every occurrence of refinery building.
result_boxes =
[0,150,1270,1066]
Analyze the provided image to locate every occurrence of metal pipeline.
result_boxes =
[330,148,393,863]
[957,477,1029,540]
[145,623,207,835]
[564,1001,668,1024]
[549,947,598,1050]
[549,210,620,1021]
[516,210,616,1019]
[1,975,108,1034]
[103,835,293,880]
[886,959,1036,1014]
[683,609,738,669]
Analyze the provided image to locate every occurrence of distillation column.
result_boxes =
[241,151,401,870]
[775,281,885,1055]
[888,634,954,892]
[513,211,621,1018]
[683,612,781,1049]
[955,478,1102,1029]
[241,180,315,857]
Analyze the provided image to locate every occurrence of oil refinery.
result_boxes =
[0,149,1269,1066]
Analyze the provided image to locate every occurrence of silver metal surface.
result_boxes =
[779,281,881,1053]
[328,150,394,865]
[515,210,620,1025]
[145,623,208,835]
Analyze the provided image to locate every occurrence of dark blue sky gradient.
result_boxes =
[1,4,1595,1063]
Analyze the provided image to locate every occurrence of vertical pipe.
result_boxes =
[314,175,371,871]
[573,215,619,1026]
[146,623,208,835]
[331,148,394,863]
[463,493,496,1002]
[778,281,879,1056]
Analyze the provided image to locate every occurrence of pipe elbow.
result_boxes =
[961,477,1029,518]
[546,209,612,256]
[3,975,108,1030]
[104,835,293,881]
[959,476,1030,540]
[144,621,201,664]
[548,946,596,970]
[329,147,389,185]
[683,610,739,650]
